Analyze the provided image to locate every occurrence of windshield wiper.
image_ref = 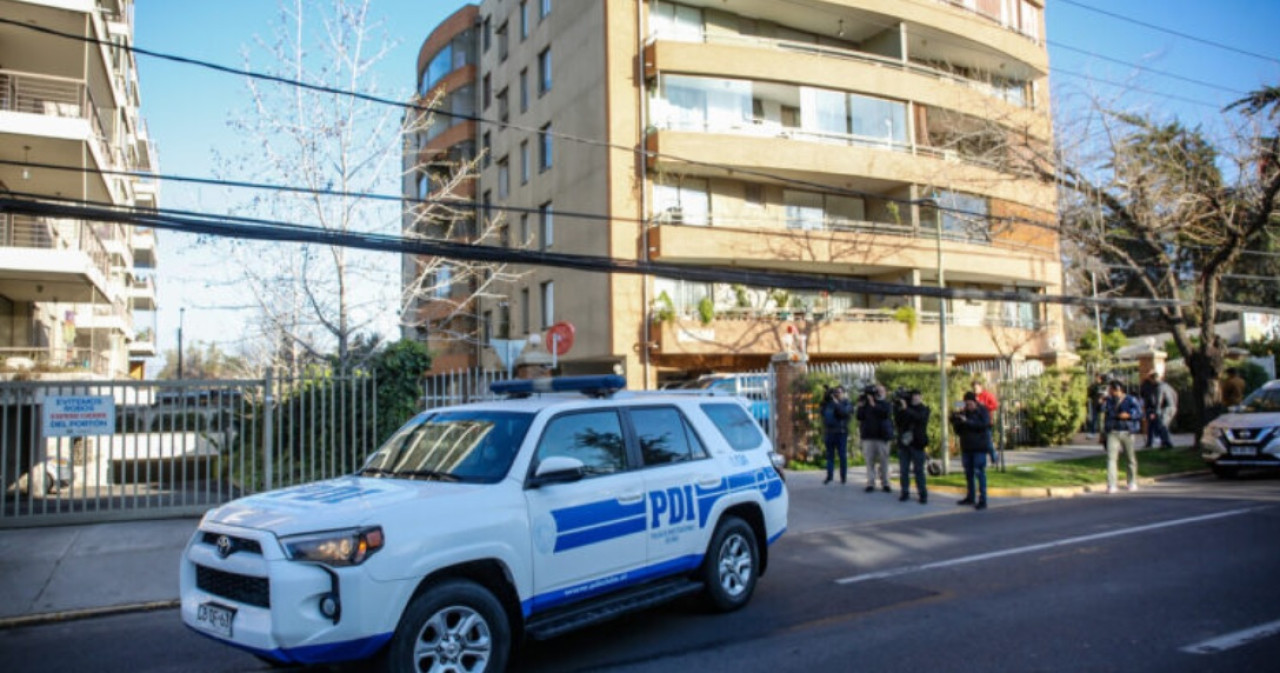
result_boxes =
[397,469,461,482]
[359,467,395,477]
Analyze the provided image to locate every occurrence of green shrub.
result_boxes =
[1015,367,1088,446]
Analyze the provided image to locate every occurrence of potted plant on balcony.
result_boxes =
[771,290,792,320]
[697,296,716,326]
[652,291,676,324]
[888,304,918,338]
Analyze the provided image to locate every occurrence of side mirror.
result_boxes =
[528,456,586,488]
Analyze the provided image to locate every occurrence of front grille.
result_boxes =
[200,532,263,556]
[195,564,270,608]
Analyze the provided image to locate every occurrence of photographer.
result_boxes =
[951,392,996,510]
[820,385,853,485]
[856,384,895,493]
[893,389,930,504]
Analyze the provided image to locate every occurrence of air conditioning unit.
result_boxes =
[656,207,684,225]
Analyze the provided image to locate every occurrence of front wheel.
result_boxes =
[701,516,759,612]
[386,579,510,673]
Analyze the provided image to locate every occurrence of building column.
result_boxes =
[770,351,808,464]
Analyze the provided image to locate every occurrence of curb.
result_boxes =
[929,469,1210,499]
[0,599,180,630]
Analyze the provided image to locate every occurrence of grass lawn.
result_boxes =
[929,447,1207,490]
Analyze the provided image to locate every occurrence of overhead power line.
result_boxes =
[0,194,1185,311]
[1047,39,1248,95]
[1056,0,1280,67]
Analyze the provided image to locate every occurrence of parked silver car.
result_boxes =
[1203,379,1280,478]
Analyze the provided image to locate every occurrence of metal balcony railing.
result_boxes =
[648,29,1036,109]
[0,214,113,282]
[0,69,123,172]
[0,346,112,377]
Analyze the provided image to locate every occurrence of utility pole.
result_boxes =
[178,307,185,379]
[934,197,950,475]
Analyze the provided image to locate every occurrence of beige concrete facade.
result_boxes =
[408,0,1061,386]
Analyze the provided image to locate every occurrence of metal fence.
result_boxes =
[0,370,380,528]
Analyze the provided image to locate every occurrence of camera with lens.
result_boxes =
[894,387,915,403]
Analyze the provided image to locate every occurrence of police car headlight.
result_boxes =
[281,526,384,567]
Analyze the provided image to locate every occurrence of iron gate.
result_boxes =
[0,370,380,528]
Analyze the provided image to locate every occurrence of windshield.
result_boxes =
[360,410,534,483]
[1238,387,1280,413]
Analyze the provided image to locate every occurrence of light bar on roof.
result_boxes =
[491,375,627,397]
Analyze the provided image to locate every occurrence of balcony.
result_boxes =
[74,299,131,336]
[129,274,156,310]
[131,228,156,268]
[0,346,112,379]
[651,308,1055,361]
[129,328,158,358]
[0,213,112,303]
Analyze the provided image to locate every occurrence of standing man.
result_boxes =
[820,386,853,485]
[1146,372,1177,449]
[856,384,894,493]
[951,391,996,510]
[894,389,930,504]
[1139,373,1160,448]
[1103,380,1144,493]
[1086,373,1108,439]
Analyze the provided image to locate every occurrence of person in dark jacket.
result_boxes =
[820,386,853,484]
[951,391,995,510]
[1103,380,1144,493]
[856,384,895,493]
[894,389,930,504]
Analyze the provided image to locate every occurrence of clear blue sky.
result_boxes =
[131,0,1280,373]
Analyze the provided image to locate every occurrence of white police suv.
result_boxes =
[180,375,788,672]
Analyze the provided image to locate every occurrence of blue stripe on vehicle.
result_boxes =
[522,553,705,615]
[768,526,787,546]
[551,498,647,532]
[554,515,647,552]
[185,625,391,665]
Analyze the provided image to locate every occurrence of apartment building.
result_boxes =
[0,0,159,380]
[407,0,1065,386]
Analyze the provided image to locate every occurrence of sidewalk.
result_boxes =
[0,434,1200,629]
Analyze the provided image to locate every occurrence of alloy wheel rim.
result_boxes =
[413,604,492,673]
[717,532,753,597]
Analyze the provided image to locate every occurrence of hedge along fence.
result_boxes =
[874,362,972,459]
[1001,366,1088,447]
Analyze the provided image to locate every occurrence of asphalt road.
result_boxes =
[4,475,1278,673]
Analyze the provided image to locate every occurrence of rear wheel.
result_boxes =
[701,516,759,612]
[386,579,510,673]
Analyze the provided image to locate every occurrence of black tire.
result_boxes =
[701,516,759,612]
[1212,464,1240,479]
[386,579,510,673]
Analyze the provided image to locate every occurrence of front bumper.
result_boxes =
[179,523,404,665]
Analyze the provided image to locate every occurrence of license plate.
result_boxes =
[196,602,236,638]
[1230,446,1257,457]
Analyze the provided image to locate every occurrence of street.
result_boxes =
[3,475,1278,673]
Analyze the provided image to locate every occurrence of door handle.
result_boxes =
[697,475,722,488]
[617,491,644,505]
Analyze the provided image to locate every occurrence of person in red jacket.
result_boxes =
[972,380,998,415]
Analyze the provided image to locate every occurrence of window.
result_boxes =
[483,16,491,52]
[539,202,553,249]
[541,280,554,329]
[497,157,509,199]
[497,87,509,122]
[520,214,530,247]
[482,190,492,224]
[928,190,991,243]
[420,44,452,95]
[433,263,453,298]
[655,75,751,132]
[520,140,530,184]
[520,1,529,39]
[539,123,552,171]
[519,68,529,112]
[632,407,707,466]
[521,288,530,333]
[848,93,908,147]
[482,131,491,167]
[538,48,551,95]
[482,310,493,342]
[650,2,702,41]
[482,74,491,108]
[497,21,509,61]
[701,403,764,451]
[540,0,551,20]
[534,411,626,477]
[652,178,709,225]
[497,302,511,338]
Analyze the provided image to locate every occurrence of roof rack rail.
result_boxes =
[491,375,627,399]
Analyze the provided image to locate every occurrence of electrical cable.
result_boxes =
[0,194,1184,310]
[1055,0,1280,66]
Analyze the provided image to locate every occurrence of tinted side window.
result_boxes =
[535,410,627,476]
[631,407,706,466]
[701,402,764,451]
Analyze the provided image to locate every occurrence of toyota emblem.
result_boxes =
[216,535,233,558]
